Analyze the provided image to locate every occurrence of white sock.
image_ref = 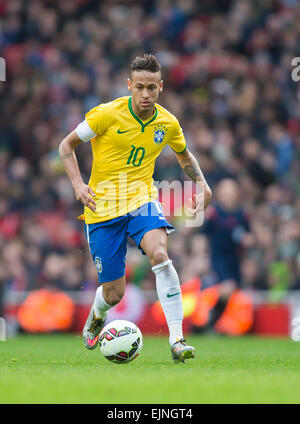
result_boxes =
[93,285,111,319]
[152,259,183,346]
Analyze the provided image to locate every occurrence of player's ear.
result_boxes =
[127,78,132,91]
[159,80,163,93]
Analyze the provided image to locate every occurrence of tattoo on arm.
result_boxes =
[177,150,212,207]
[178,152,204,183]
[61,152,73,161]
[183,164,202,183]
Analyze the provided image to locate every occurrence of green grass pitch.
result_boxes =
[1,334,300,404]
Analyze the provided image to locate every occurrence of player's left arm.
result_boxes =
[175,148,212,214]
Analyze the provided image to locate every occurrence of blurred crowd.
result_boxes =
[1,0,300,308]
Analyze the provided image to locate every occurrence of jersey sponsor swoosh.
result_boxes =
[167,292,180,298]
[117,129,130,134]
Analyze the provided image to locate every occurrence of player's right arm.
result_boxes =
[58,129,97,212]
[59,103,111,211]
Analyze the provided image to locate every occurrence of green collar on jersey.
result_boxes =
[128,97,158,132]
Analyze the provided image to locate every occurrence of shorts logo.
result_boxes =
[95,257,103,274]
[154,125,167,144]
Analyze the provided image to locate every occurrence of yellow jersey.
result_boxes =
[79,96,187,223]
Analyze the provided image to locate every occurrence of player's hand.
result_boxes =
[74,184,97,212]
[187,193,203,216]
[187,183,212,215]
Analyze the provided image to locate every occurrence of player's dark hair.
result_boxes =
[131,54,161,74]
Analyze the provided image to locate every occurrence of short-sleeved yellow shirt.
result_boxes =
[79,96,187,223]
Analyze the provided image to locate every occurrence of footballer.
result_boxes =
[58,54,212,363]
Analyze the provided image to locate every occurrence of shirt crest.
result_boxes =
[153,125,167,144]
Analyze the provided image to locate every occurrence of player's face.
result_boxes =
[128,71,163,117]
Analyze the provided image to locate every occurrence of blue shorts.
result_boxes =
[85,201,174,283]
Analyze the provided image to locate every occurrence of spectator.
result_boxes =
[196,178,255,329]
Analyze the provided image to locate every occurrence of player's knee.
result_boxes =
[151,248,169,266]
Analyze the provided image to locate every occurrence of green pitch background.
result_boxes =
[1,334,300,404]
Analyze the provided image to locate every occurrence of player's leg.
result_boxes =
[94,276,126,314]
[140,228,182,344]
[128,201,195,362]
[140,228,195,363]
[83,219,127,349]
[83,276,126,349]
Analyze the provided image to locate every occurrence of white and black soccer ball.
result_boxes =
[99,320,143,364]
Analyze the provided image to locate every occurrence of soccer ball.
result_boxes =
[99,320,143,364]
